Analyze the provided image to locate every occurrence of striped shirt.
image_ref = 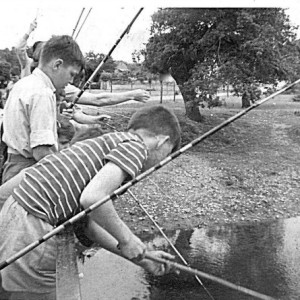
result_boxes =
[12,132,148,226]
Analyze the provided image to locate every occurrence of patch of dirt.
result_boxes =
[89,95,300,235]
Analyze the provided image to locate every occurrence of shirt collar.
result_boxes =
[32,68,56,93]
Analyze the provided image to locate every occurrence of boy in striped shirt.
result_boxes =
[0,105,181,299]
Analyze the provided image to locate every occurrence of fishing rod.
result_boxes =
[1,79,298,298]
[72,8,85,38]
[145,252,276,300]
[69,7,144,109]
[74,8,92,40]
[127,190,215,300]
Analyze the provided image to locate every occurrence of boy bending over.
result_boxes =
[0,105,181,300]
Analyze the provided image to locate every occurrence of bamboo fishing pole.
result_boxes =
[1,79,298,298]
[74,8,92,40]
[72,8,85,38]
[69,7,144,109]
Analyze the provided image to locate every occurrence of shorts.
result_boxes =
[0,196,57,295]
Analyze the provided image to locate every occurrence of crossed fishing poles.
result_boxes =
[71,7,93,41]
[1,7,297,300]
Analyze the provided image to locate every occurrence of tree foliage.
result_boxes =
[0,48,20,81]
[143,8,300,121]
[100,71,112,82]
[0,61,11,81]
[84,51,116,82]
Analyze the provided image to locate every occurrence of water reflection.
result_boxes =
[79,250,150,300]
[79,217,300,300]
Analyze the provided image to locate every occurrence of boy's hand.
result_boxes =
[93,114,111,124]
[138,250,177,276]
[117,235,146,261]
[61,107,74,120]
[130,89,150,103]
[29,19,37,34]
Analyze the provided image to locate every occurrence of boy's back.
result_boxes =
[13,131,148,226]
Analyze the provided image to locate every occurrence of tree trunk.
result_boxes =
[241,92,251,108]
[160,81,163,104]
[171,72,203,122]
[184,100,202,122]
[178,86,203,122]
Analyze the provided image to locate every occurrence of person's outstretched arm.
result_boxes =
[61,105,111,125]
[78,89,150,106]
[65,84,150,106]
[15,19,37,72]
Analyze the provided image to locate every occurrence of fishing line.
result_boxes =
[127,190,215,300]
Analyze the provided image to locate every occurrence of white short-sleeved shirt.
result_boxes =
[3,68,58,158]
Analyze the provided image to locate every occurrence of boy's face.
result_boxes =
[142,140,173,172]
[52,62,81,91]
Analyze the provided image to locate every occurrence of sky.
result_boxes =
[0,0,300,63]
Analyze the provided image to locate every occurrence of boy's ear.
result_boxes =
[53,59,64,70]
[156,135,170,149]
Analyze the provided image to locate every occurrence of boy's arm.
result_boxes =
[76,89,150,106]
[32,145,55,161]
[80,161,146,260]
[85,218,174,276]
[61,105,111,124]
[15,19,37,69]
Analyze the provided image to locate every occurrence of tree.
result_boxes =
[0,61,11,82]
[143,8,300,121]
[0,48,20,80]
[0,48,19,72]
[84,51,116,82]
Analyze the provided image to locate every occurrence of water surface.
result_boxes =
[79,217,300,299]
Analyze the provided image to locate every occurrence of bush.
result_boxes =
[207,96,226,108]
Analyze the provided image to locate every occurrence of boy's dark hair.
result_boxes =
[27,41,43,60]
[32,41,43,55]
[128,105,181,152]
[40,35,85,70]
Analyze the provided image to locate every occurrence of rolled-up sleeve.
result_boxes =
[29,90,57,149]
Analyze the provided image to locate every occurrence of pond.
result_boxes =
[79,217,300,300]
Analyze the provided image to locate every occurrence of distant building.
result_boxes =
[114,61,129,75]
